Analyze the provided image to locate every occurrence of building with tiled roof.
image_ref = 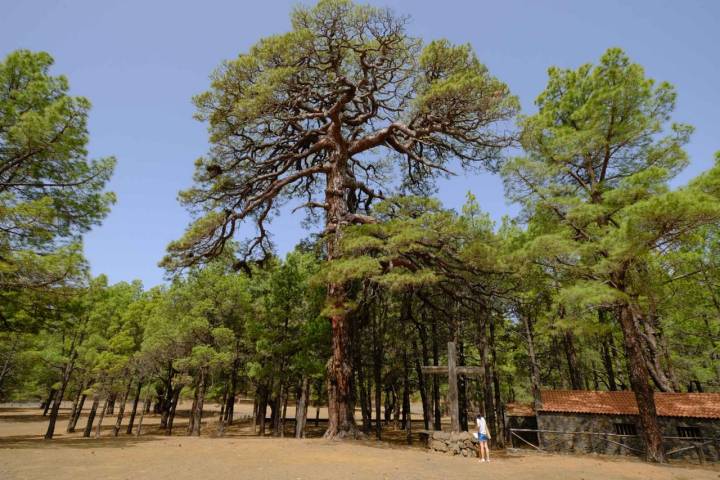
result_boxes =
[505,390,720,461]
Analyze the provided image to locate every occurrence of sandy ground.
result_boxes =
[1,405,718,480]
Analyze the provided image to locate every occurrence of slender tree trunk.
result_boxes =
[135,395,150,437]
[67,393,86,433]
[159,364,174,428]
[106,393,116,416]
[372,302,383,440]
[224,362,238,426]
[45,344,79,439]
[478,318,496,444]
[402,348,411,445]
[431,317,441,430]
[457,340,468,432]
[489,317,505,448]
[563,329,584,390]
[42,389,56,416]
[257,383,269,436]
[83,395,99,437]
[190,371,207,437]
[113,380,132,436]
[522,312,542,410]
[66,382,84,433]
[280,388,289,438]
[357,365,370,432]
[95,397,108,438]
[295,377,310,438]
[412,339,430,430]
[126,381,142,434]
[165,385,181,436]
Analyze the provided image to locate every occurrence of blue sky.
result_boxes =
[2,0,719,288]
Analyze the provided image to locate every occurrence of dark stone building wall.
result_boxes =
[535,412,720,461]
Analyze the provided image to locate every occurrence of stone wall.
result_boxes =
[536,412,720,461]
[427,431,479,457]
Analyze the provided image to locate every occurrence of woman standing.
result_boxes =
[476,415,491,462]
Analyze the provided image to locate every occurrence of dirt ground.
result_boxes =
[1,404,718,480]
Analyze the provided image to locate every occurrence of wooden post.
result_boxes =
[447,342,460,433]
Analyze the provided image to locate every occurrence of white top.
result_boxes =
[476,417,488,435]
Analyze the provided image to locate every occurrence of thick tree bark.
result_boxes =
[126,381,142,434]
[618,302,665,462]
[323,153,361,439]
[83,395,99,437]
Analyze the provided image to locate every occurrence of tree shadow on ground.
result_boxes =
[0,434,161,450]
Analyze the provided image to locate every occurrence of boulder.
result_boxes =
[431,440,448,452]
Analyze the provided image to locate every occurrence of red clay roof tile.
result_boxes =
[538,390,720,419]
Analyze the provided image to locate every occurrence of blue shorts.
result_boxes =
[477,433,488,442]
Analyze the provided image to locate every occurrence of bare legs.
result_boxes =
[478,441,490,462]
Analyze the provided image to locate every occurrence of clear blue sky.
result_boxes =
[2,0,719,288]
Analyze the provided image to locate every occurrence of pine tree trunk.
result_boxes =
[190,370,207,437]
[159,364,174,428]
[323,155,359,440]
[522,312,542,410]
[431,317,442,430]
[66,382,85,433]
[478,318,496,444]
[563,329,584,390]
[67,393,86,433]
[112,380,132,436]
[83,395,99,437]
[165,385,181,435]
[599,310,618,391]
[372,305,383,440]
[42,389,56,416]
[295,377,310,438]
[135,396,149,437]
[280,389,289,438]
[489,317,505,448]
[45,345,78,439]
[126,381,142,434]
[618,302,665,462]
[402,348,411,444]
[412,338,430,430]
[106,393,116,416]
[95,397,108,438]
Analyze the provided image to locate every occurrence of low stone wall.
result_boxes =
[427,431,479,457]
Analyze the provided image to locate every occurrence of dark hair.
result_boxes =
[476,414,483,420]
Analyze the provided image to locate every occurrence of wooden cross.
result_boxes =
[421,341,483,433]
